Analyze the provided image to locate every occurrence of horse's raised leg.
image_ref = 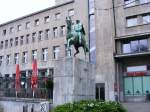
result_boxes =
[74,46,79,57]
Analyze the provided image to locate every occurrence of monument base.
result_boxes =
[53,57,95,106]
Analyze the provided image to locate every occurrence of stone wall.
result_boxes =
[0,98,49,112]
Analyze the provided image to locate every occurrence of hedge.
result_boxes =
[53,100,127,112]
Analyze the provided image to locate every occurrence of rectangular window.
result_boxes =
[42,48,48,61]
[22,51,28,63]
[142,14,150,24]
[32,50,37,60]
[53,27,58,37]
[140,0,150,4]
[20,36,24,45]
[38,31,43,41]
[2,29,6,36]
[131,40,139,53]
[53,46,60,59]
[5,40,8,48]
[68,9,74,17]
[26,22,30,29]
[0,41,3,49]
[0,56,3,66]
[26,34,30,44]
[88,0,95,14]
[124,0,137,7]
[127,17,138,27]
[123,42,131,53]
[44,16,50,23]
[139,39,148,51]
[35,19,39,26]
[55,13,60,20]
[6,55,11,65]
[45,29,50,39]
[10,27,14,34]
[60,25,66,36]
[15,37,19,46]
[14,53,19,64]
[17,25,22,31]
[32,32,36,42]
[10,38,13,47]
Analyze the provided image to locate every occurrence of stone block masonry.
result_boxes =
[53,57,95,106]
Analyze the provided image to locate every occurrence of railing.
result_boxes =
[0,76,53,100]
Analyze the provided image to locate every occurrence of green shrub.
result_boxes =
[53,100,127,112]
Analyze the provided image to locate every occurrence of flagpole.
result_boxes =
[33,90,35,98]
[16,91,17,98]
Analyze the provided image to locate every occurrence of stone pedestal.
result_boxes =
[53,57,95,106]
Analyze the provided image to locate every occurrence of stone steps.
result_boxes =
[122,102,150,112]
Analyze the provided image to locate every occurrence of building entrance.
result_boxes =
[96,83,105,100]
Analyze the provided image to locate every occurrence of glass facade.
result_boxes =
[122,39,148,54]
[124,66,150,96]
[124,76,150,96]
[89,0,96,64]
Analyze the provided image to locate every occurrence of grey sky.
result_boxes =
[0,0,55,24]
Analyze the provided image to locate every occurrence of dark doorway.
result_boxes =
[96,83,105,101]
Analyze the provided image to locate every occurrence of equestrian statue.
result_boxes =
[66,17,89,57]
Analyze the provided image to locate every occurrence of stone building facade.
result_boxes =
[0,0,89,100]
[95,0,150,102]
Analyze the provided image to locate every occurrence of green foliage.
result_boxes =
[53,100,127,112]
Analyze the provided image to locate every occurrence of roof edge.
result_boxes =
[0,0,74,27]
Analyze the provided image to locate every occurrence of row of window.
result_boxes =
[126,13,150,27]
[1,9,74,36]
[0,45,72,66]
[122,38,148,54]
[0,26,66,49]
[125,0,150,8]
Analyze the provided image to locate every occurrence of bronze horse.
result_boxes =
[66,17,89,57]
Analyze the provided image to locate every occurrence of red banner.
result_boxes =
[15,64,20,91]
[127,71,146,76]
[31,59,38,90]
